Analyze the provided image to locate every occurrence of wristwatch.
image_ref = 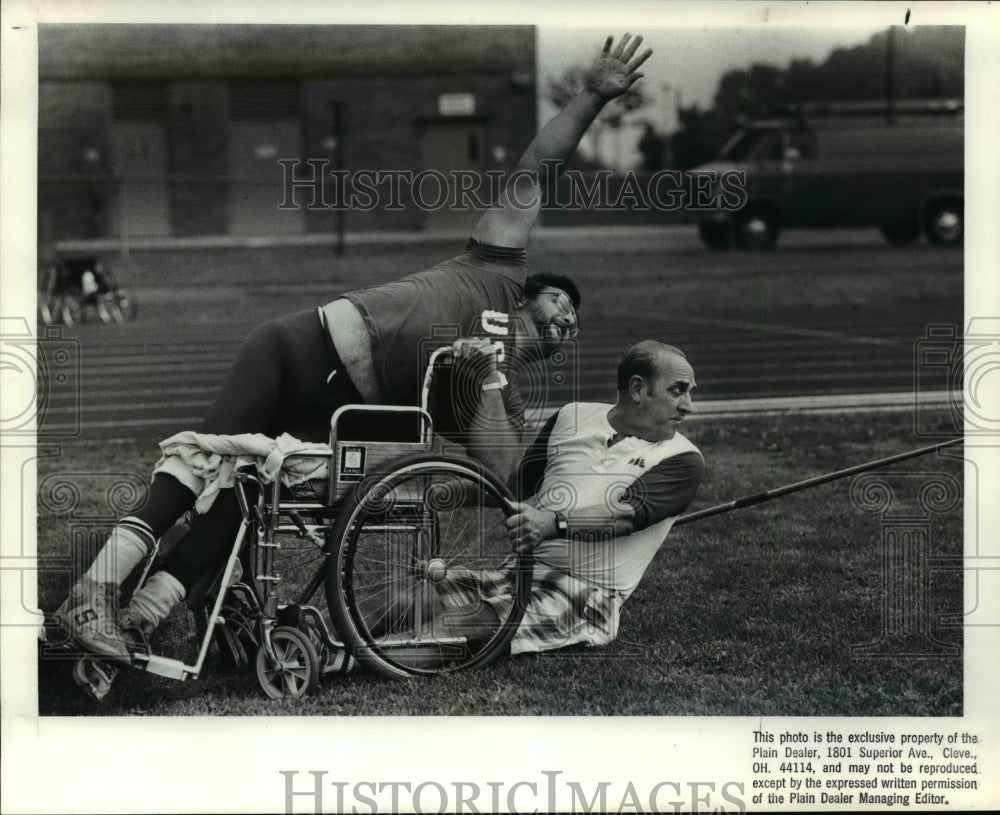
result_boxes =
[554,512,569,536]
[482,371,508,392]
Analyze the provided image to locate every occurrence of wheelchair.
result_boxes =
[39,255,138,327]
[127,348,532,698]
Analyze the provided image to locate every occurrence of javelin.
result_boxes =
[673,436,963,527]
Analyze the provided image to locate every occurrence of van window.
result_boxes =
[720,128,781,162]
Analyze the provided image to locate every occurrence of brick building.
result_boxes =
[38,25,536,249]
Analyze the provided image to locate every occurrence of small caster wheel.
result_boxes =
[255,626,320,699]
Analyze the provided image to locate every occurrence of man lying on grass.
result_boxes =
[85,341,702,689]
[456,339,704,653]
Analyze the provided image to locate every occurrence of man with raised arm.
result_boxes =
[54,34,654,674]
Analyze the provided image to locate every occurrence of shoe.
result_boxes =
[72,658,119,702]
[54,576,131,661]
[117,610,152,657]
[322,646,354,675]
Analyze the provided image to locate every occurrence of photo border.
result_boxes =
[3,1,997,812]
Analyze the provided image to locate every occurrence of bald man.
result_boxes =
[435,340,704,654]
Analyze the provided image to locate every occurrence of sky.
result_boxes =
[538,25,891,129]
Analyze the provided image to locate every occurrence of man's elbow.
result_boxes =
[493,447,523,488]
[464,441,521,486]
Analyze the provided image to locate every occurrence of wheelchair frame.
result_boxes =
[127,347,533,698]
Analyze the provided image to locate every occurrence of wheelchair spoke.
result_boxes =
[269,532,328,606]
[282,673,302,696]
[327,454,530,678]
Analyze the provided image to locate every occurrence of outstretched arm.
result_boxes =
[504,451,704,550]
[471,33,653,248]
[450,338,524,486]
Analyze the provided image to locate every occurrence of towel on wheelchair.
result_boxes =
[153,431,331,512]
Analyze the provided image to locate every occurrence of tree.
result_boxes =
[713,63,785,121]
[669,105,732,170]
[636,122,668,172]
[669,26,964,170]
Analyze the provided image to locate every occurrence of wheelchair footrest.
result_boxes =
[138,654,195,681]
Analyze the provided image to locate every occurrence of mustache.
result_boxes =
[538,319,577,341]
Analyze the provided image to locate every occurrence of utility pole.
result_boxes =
[329,101,345,256]
[885,26,897,125]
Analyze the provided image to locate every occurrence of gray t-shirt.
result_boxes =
[342,240,528,438]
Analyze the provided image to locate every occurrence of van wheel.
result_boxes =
[735,207,778,250]
[880,221,920,246]
[698,222,732,250]
[925,199,963,246]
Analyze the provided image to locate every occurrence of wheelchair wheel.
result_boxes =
[60,294,85,327]
[38,263,63,326]
[39,293,62,326]
[254,625,320,699]
[326,453,531,679]
[104,289,138,323]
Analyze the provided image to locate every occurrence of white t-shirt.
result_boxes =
[531,402,703,600]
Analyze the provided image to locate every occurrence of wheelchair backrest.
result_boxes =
[329,405,432,505]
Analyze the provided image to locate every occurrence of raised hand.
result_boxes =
[585,33,653,100]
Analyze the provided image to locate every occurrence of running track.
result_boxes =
[32,227,963,440]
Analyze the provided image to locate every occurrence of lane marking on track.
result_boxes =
[49,391,959,435]
[526,390,958,426]
[42,417,204,431]
[676,314,901,348]
[686,390,959,418]
[40,400,211,416]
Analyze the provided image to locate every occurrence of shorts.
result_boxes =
[200,308,364,443]
[436,561,622,655]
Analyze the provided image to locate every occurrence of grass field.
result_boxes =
[37,408,963,717]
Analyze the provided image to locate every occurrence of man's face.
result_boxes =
[523,286,579,356]
[640,352,696,439]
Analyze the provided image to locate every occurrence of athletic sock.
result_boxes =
[125,571,186,633]
[84,518,155,587]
